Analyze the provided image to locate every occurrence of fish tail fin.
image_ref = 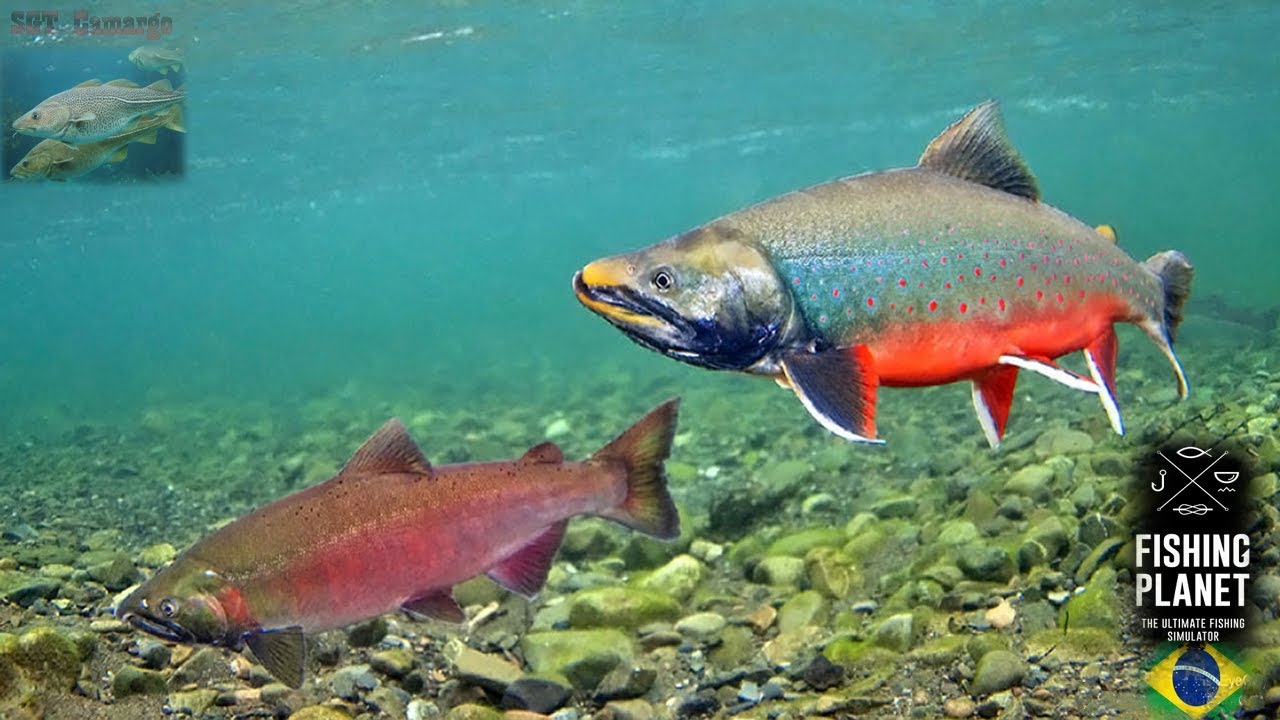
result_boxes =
[164,104,186,133]
[593,398,681,540]
[1140,250,1194,398]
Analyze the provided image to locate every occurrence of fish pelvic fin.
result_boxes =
[971,364,1020,449]
[917,99,1040,201]
[402,589,465,624]
[1140,250,1193,399]
[1083,327,1125,435]
[594,398,681,540]
[780,345,883,444]
[487,520,567,597]
[244,626,306,689]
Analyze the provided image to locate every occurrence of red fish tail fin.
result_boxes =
[1140,250,1193,399]
[594,398,681,540]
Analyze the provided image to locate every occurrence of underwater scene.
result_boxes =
[2,2,1279,719]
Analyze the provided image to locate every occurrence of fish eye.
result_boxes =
[651,268,676,292]
[30,112,39,121]
[159,598,179,617]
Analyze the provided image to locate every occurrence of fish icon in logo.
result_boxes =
[1155,446,1228,514]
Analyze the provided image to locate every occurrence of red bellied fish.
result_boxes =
[117,399,681,687]
[573,101,1192,447]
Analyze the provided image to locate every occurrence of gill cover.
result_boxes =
[574,224,793,370]
[116,562,232,645]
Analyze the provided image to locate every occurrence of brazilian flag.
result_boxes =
[1145,643,1247,719]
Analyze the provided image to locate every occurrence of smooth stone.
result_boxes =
[751,556,806,587]
[970,650,1026,696]
[84,553,141,591]
[871,496,918,519]
[601,699,655,720]
[521,629,635,691]
[1063,566,1120,631]
[767,528,845,557]
[801,493,839,515]
[871,612,916,653]
[331,664,378,700]
[935,520,980,548]
[943,697,976,717]
[408,699,441,720]
[138,543,177,567]
[112,665,167,696]
[1035,428,1094,455]
[957,544,1015,583]
[368,686,408,717]
[371,647,415,679]
[799,654,844,691]
[806,547,857,599]
[777,590,828,635]
[38,564,75,580]
[1003,465,1054,502]
[639,555,705,602]
[502,677,572,713]
[674,612,726,638]
[568,587,680,629]
[135,639,171,670]
[169,688,219,715]
[2,577,61,607]
[346,617,388,647]
[688,540,723,563]
[172,647,232,686]
[448,644,522,692]
[592,664,656,701]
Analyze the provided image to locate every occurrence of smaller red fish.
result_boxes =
[117,400,681,687]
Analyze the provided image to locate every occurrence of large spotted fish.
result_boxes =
[573,101,1192,447]
[12,78,185,144]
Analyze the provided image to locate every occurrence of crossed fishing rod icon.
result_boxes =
[1152,446,1239,515]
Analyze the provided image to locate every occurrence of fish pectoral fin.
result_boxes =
[402,589,465,624]
[1083,327,1124,436]
[105,79,140,88]
[917,100,1040,201]
[780,345,883,444]
[339,418,432,477]
[518,441,564,465]
[487,520,568,597]
[71,112,97,123]
[996,354,1099,394]
[244,626,306,689]
[971,365,1020,450]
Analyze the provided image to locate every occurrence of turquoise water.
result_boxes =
[1,0,1277,435]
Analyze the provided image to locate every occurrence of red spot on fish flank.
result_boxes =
[921,260,929,268]
[1056,292,1064,303]
[876,276,884,283]
[974,267,982,277]
[793,277,800,284]
[1073,258,1080,266]
[928,300,938,312]
[984,252,990,259]
[998,258,1005,267]
[819,315,827,323]
[998,297,1006,311]
[1028,242,1036,249]
[907,305,914,313]
[959,302,968,314]
[898,278,907,288]
[941,256,948,264]
[1030,263,1038,271]
[945,282,952,289]
[811,294,818,300]
[1113,278,1119,286]
[979,296,987,304]
[1043,255,1050,263]
[889,303,896,310]
[1079,290,1085,299]
[832,288,840,297]
[1016,276,1024,287]
[867,297,875,307]
[1019,252,1025,260]
[1064,275,1071,284]
[919,281,925,288]
[1036,290,1044,301]
[957,252,964,259]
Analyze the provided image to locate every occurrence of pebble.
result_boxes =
[801,493,839,514]
[111,665,167,696]
[371,647,415,678]
[601,699,655,720]
[133,639,172,669]
[985,599,1016,630]
[746,604,776,633]
[970,650,1026,696]
[594,665,656,701]
[408,699,442,720]
[502,677,572,713]
[346,617,388,647]
[448,644,522,691]
[943,697,976,717]
[958,544,1015,583]
[799,654,844,691]
[90,619,131,633]
[675,612,726,638]
[330,663,378,700]
[688,539,724,563]
[751,556,807,586]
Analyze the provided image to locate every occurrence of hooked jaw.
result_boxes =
[116,594,196,643]
[573,259,669,331]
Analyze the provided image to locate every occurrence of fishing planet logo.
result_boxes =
[11,10,174,40]
[1132,440,1259,718]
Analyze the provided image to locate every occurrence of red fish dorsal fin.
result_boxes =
[918,100,1040,201]
[518,441,564,465]
[340,419,432,477]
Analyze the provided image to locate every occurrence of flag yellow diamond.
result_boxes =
[1145,644,1247,719]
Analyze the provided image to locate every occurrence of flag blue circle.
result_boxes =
[1172,648,1220,707]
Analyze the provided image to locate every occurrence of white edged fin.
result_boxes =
[1140,319,1189,399]
[970,382,1002,449]
[997,355,1099,394]
[780,345,884,444]
[1083,349,1125,435]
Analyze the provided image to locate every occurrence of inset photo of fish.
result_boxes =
[2,45,186,183]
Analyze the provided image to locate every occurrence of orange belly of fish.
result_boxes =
[868,298,1130,387]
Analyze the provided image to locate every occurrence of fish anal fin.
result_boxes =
[997,354,1099,394]
[1095,224,1118,243]
[340,418,432,477]
[1083,327,1124,435]
[244,626,306,689]
[518,441,564,465]
[402,589,464,623]
[918,100,1040,201]
[781,345,882,444]
[105,79,140,88]
[971,365,1019,449]
[487,520,567,597]
[73,79,102,88]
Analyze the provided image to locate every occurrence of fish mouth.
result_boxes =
[120,612,195,643]
[572,270,681,333]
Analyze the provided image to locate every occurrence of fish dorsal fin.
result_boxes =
[146,79,174,92]
[340,419,432,477]
[1095,224,1118,243]
[518,441,564,465]
[74,79,102,88]
[918,100,1040,201]
[244,626,306,689]
[105,79,140,88]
